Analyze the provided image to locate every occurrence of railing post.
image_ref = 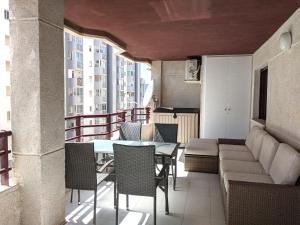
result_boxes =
[146,107,150,124]
[121,111,126,122]
[0,131,11,186]
[106,114,111,140]
[75,116,81,142]
[131,108,135,122]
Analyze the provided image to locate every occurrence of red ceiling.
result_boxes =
[64,0,300,61]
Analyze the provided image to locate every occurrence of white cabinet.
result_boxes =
[201,56,252,139]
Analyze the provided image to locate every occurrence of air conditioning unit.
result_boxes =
[185,57,202,83]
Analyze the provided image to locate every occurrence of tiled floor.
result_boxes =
[65,151,225,225]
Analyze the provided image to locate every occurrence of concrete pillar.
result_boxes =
[151,61,162,107]
[107,46,117,113]
[10,0,65,225]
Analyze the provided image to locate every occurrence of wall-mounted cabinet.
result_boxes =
[201,55,252,139]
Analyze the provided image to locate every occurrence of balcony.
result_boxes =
[1,1,300,225]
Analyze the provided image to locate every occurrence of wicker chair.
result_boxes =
[113,144,168,225]
[65,143,113,225]
[154,123,178,190]
[119,121,142,141]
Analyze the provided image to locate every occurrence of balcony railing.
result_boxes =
[65,107,150,142]
[0,130,12,186]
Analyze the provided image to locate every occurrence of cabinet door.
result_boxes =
[226,56,252,138]
[202,57,229,138]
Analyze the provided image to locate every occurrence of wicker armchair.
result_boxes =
[119,122,142,141]
[65,143,113,225]
[113,144,168,225]
[154,123,178,190]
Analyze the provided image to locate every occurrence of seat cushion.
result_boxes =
[219,144,249,152]
[185,139,218,156]
[250,129,268,160]
[186,138,217,149]
[220,160,265,177]
[245,126,262,151]
[258,135,279,174]
[224,172,273,192]
[219,150,255,161]
[270,143,300,185]
[141,123,153,141]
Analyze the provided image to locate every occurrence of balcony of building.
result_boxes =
[1,1,300,225]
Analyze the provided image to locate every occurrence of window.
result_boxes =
[95,48,100,53]
[101,104,107,111]
[95,104,100,111]
[89,120,93,125]
[6,86,11,96]
[259,67,268,120]
[7,111,10,121]
[95,60,100,67]
[89,46,92,52]
[5,35,10,46]
[4,9,9,20]
[5,61,10,72]
[68,51,72,60]
[95,89,100,96]
[89,106,92,112]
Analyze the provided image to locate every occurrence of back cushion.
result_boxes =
[270,143,300,185]
[250,129,268,160]
[141,123,153,141]
[259,135,279,173]
[245,126,261,150]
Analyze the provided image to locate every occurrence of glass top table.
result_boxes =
[91,139,179,157]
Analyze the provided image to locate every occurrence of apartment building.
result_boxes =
[0,0,10,130]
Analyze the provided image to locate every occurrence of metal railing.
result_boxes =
[65,107,150,142]
[0,130,12,186]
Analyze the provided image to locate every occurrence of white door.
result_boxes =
[202,57,228,138]
[226,56,252,138]
[202,56,252,139]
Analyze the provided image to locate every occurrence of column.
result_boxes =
[10,0,65,224]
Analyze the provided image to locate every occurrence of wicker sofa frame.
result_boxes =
[218,138,300,225]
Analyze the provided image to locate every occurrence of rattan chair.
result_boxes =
[65,143,113,225]
[119,122,142,141]
[154,123,178,190]
[113,144,168,225]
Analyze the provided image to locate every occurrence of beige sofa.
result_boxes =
[219,126,300,225]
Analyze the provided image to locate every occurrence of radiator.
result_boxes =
[153,113,199,146]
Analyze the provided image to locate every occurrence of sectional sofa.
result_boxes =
[218,126,300,225]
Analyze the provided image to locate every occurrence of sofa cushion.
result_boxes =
[258,135,279,174]
[185,139,218,156]
[220,160,265,177]
[186,138,217,149]
[269,143,300,185]
[245,126,262,151]
[141,123,153,141]
[219,144,249,152]
[224,172,273,192]
[250,129,268,160]
[219,150,255,161]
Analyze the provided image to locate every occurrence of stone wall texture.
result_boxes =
[252,8,300,149]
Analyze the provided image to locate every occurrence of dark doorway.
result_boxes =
[258,67,268,120]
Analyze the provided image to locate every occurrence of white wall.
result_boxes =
[252,8,300,149]
[0,186,21,225]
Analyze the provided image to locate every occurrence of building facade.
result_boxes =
[63,29,147,140]
[0,0,10,130]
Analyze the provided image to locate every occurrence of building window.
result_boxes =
[89,46,92,52]
[7,111,10,121]
[5,61,10,72]
[6,86,11,96]
[90,106,92,112]
[95,48,100,53]
[101,104,107,111]
[5,35,10,46]
[4,9,9,20]
[95,60,100,67]
[96,89,100,96]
